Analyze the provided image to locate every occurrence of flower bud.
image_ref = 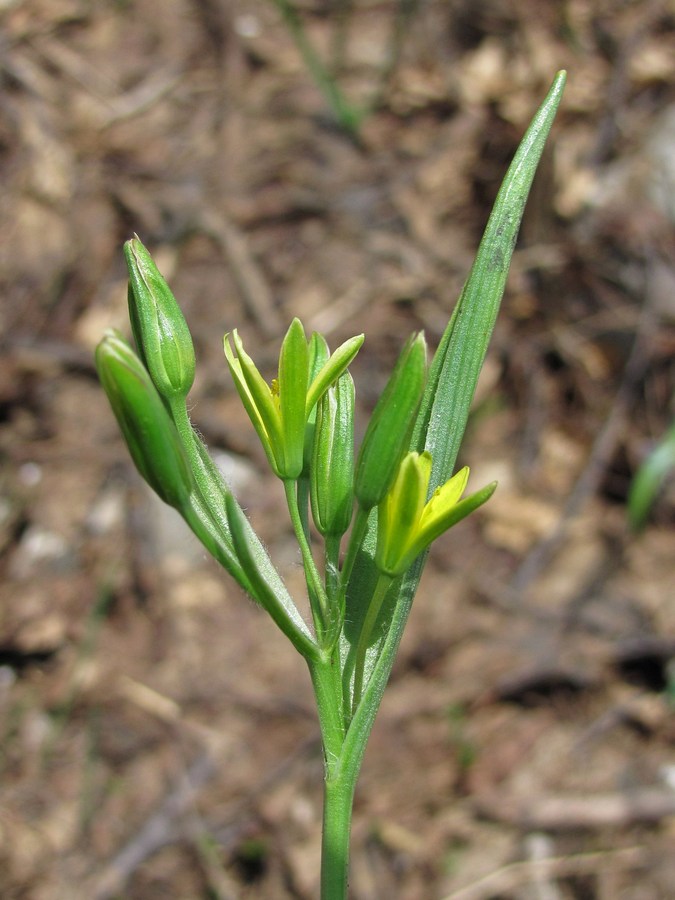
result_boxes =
[303,332,330,473]
[311,373,355,537]
[278,317,310,478]
[95,330,195,510]
[354,332,427,510]
[125,236,195,400]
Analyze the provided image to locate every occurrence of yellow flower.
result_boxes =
[224,319,363,480]
[375,451,496,577]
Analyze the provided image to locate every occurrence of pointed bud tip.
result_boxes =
[124,238,195,400]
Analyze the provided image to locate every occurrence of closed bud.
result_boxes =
[95,330,195,510]
[354,332,427,510]
[303,332,330,473]
[125,236,195,400]
[278,317,310,478]
[311,373,355,537]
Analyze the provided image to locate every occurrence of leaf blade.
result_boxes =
[415,70,567,491]
[341,71,567,755]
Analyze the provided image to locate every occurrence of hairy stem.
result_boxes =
[284,478,332,640]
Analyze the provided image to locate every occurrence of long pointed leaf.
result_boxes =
[342,72,566,749]
[416,71,567,488]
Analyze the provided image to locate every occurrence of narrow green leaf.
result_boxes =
[225,494,320,660]
[166,393,307,626]
[341,71,566,755]
[416,70,567,491]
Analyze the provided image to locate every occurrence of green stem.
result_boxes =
[297,475,312,543]
[284,479,332,639]
[308,653,345,764]
[338,504,369,595]
[324,533,341,601]
[321,763,357,899]
[167,399,254,591]
[181,499,249,590]
[351,572,393,715]
[270,0,363,138]
[307,653,355,900]
[168,399,316,653]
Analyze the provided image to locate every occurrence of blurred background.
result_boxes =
[1,1,674,897]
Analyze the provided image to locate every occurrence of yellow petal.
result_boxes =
[419,466,469,532]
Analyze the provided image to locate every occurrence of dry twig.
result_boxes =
[511,271,657,596]
[474,787,675,830]
[442,845,648,900]
[199,208,283,338]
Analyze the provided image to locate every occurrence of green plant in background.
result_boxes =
[628,417,675,530]
[271,0,365,137]
[270,0,420,140]
[446,702,478,773]
[95,72,565,899]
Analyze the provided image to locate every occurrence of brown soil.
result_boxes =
[1,1,674,898]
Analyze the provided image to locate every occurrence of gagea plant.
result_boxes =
[96,73,565,898]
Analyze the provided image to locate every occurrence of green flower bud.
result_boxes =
[303,332,330,473]
[308,331,330,381]
[311,372,355,537]
[95,330,195,510]
[125,236,196,400]
[354,332,427,510]
[278,317,310,478]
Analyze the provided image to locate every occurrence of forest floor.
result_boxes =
[1,1,674,897]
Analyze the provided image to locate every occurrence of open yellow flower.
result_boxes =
[224,319,363,480]
[375,451,496,577]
